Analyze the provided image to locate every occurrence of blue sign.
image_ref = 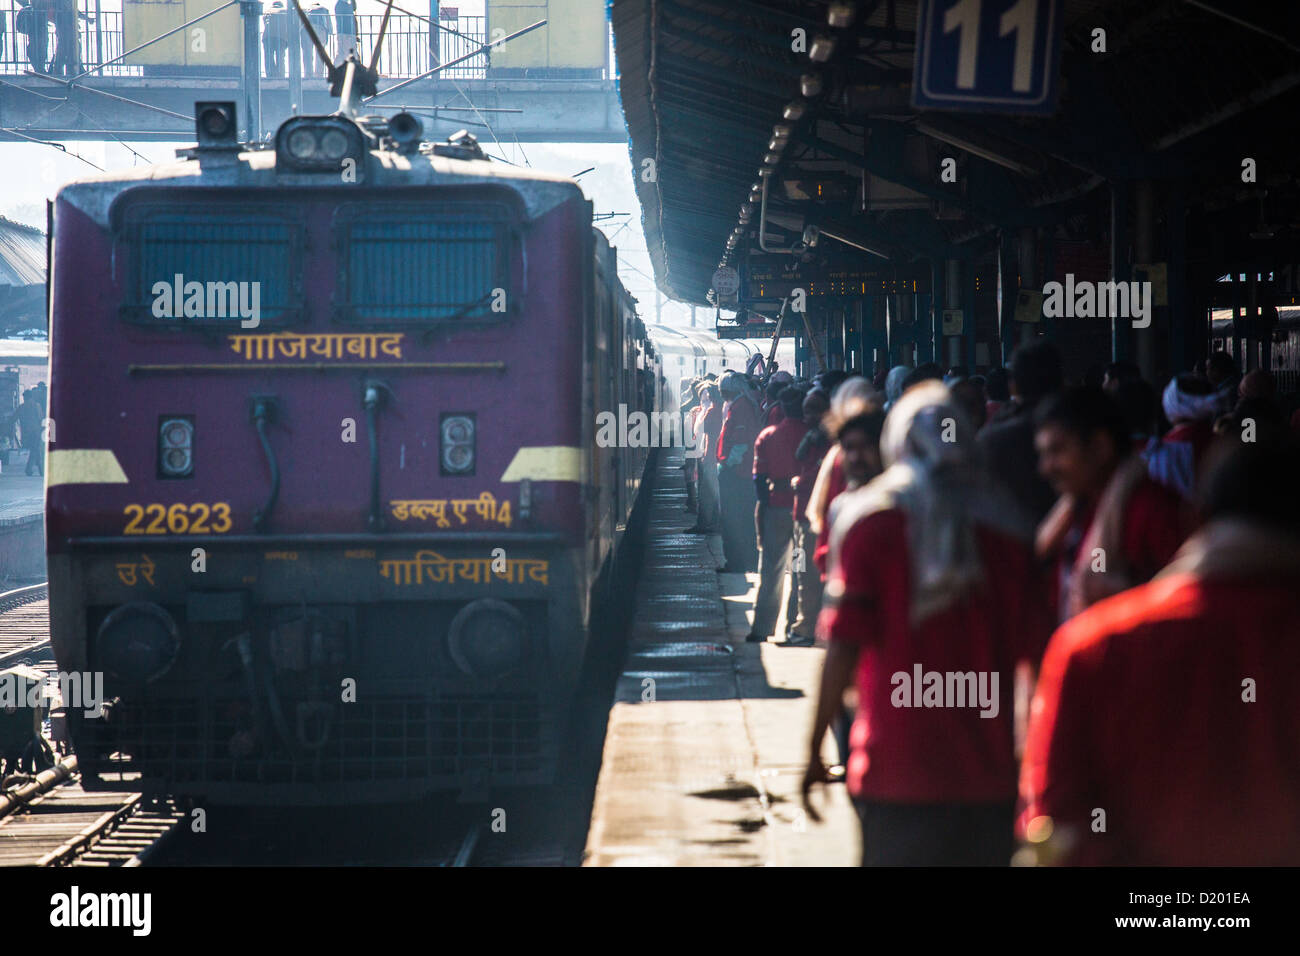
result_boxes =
[913,0,1062,114]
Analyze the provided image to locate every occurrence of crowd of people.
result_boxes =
[8,0,84,76]
[1,0,362,79]
[677,344,1300,866]
[261,0,356,79]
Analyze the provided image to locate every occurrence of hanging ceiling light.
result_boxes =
[809,35,835,62]
[827,2,855,28]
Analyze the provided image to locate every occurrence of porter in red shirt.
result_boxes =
[1021,544,1300,865]
[753,417,809,511]
[821,509,1052,802]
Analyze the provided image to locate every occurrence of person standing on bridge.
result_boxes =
[305,2,332,78]
[263,0,288,78]
[16,0,50,73]
[334,0,357,62]
[49,0,79,76]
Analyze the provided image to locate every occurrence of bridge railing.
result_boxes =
[0,5,491,80]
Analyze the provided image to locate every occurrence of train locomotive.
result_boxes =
[45,89,661,804]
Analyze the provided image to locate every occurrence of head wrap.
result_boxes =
[829,381,1033,625]
[830,375,874,417]
[884,365,911,406]
[721,370,762,415]
[1162,376,1224,424]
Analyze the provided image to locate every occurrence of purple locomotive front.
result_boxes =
[44,105,655,804]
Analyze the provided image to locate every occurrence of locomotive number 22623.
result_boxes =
[123,502,233,535]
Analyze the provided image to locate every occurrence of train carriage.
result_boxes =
[45,101,656,804]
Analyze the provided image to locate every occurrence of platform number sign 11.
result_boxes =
[913,0,1063,114]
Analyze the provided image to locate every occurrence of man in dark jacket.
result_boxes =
[16,389,44,476]
[49,0,79,75]
[304,2,332,77]
[17,0,50,73]
[978,340,1063,524]
[263,0,288,77]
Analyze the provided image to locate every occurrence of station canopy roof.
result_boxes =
[0,217,44,289]
[611,0,1300,306]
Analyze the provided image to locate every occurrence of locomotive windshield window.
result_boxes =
[122,211,299,325]
[341,216,511,323]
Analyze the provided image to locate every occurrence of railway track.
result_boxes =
[0,584,586,866]
[0,583,50,669]
[0,583,185,866]
[0,756,183,867]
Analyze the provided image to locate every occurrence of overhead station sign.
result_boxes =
[716,322,800,340]
[913,0,1063,114]
[744,256,930,301]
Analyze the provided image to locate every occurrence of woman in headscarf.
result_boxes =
[801,382,1052,866]
[716,371,762,572]
[882,365,911,413]
[688,382,723,534]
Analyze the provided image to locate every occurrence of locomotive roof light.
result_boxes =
[275,115,366,176]
[195,101,239,149]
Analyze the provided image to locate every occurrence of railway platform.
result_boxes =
[584,454,858,866]
[0,473,44,585]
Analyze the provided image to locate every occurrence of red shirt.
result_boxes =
[1051,476,1186,623]
[716,398,760,472]
[820,509,1052,803]
[698,403,722,459]
[766,404,784,428]
[813,448,847,575]
[1021,573,1300,865]
[793,432,829,522]
[753,418,808,511]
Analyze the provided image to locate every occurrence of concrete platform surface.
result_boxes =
[584,455,858,867]
[0,474,44,525]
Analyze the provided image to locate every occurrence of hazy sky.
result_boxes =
[0,0,702,326]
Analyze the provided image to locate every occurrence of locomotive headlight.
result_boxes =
[440,414,475,475]
[319,128,350,161]
[447,599,526,679]
[275,116,365,175]
[96,603,181,686]
[158,416,194,479]
[287,127,318,160]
